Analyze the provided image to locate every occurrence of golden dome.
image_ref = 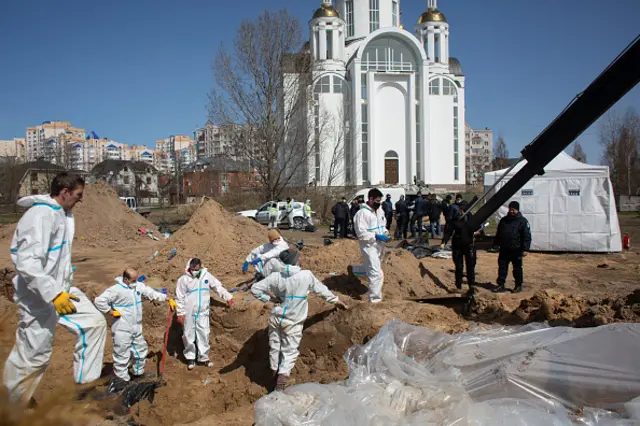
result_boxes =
[313,3,340,19]
[418,8,447,24]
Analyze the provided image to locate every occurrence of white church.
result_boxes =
[282,0,466,188]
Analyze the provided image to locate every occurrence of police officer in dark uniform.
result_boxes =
[394,195,409,240]
[493,201,532,293]
[441,201,478,290]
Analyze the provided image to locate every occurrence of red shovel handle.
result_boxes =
[159,306,173,377]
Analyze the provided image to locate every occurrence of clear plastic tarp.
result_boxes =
[255,320,640,425]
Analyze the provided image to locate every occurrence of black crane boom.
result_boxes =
[468,36,640,232]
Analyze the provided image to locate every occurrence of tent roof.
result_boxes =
[485,152,609,185]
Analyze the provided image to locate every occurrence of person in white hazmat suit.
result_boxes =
[250,259,347,391]
[94,268,177,387]
[3,173,107,404]
[176,258,234,370]
[242,229,289,279]
[348,188,390,303]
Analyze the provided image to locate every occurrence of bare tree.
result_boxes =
[571,142,588,163]
[492,136,509,169]
[0,158,25,211]
[600,107,640,196]
[208,9,316,201]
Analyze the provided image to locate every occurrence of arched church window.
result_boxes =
[362,37,417,72]
[333,76,344,93]
[385,150,399,158]
[314,76,332,93]
[429,78,440,95]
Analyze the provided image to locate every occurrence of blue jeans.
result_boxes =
[430,219,440,238]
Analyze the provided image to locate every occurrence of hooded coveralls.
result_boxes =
[176,260,233,362]
[350,204,388,303]
[246,239,289,278]
[4,195,107,402]
[94,277,167,381]
[251,267,339,376]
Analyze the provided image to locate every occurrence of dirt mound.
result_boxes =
[467,289,640,327]
[73,183,159,249]
[132,296,469,426]
[139,199,269,289]
[0,225,17,268]
[302,241,450,301]
[512,289,640,326]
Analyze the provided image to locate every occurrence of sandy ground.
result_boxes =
[0,192,638,425]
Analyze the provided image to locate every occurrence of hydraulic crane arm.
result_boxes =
[468,35,640,232]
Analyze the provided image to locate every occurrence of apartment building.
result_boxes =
[464,124,493,186]
[25,121,85,163]
[154,135,195,174]
[0,138,27,161]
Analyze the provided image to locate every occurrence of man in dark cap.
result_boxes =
[493,201,531,293]
[441,201,478,290]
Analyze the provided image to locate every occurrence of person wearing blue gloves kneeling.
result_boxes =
[242,229,290,280]
[347,188,389,303]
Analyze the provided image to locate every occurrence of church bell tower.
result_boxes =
[309,0,346,72]
[415,0,449,71]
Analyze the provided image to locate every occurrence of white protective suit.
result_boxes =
[251,266,339,376]
[94,277,168,381]
[350,204,388,303]
[4,195,107,402]
[246,238,289,277]
[176,260,233,362]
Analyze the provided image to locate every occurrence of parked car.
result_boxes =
[236,200,308,229]
[119,197,151,217]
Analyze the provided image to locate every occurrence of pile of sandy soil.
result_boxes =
[512,288,640,326]
[301,240,450,301]
[139,199,270,289]
[73,183,159,249]
[468,288,640,327]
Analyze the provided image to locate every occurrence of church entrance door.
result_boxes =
[384,150,399,184]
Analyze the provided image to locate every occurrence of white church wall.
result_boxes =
[371,74,410,184]
[314,90,348,186]
[428,92,455,184]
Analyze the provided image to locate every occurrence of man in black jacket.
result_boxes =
[331,197,350,238]
[441,194,452,225]
[394,195,409,240]
[382,194,393,231]
[410,193,428,239]
[349,198,361,237]
[493,201,532,293]
[427,194,442,238]
[441,202,478,290]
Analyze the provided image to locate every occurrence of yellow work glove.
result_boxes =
[52,292,80,315]
[168,298,177,311]
[112,310,121,318]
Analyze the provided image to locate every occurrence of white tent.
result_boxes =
[484,152,622,252]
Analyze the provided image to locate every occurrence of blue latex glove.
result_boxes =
[250,258,262,265]
[242,261,249,273]
[375,234,390,243]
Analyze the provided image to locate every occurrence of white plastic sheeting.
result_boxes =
[255,320,640,425]
[483,152,622,252]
